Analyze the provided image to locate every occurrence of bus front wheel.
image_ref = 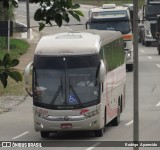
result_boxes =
[158,44,160,55]
[40,131,50,138]
[126,64,133,72]
[94,128,104,137]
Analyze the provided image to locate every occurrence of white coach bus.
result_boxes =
[24,30,126,138]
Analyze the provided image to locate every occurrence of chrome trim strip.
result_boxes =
[44,115,86,121]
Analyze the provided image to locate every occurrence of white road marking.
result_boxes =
[66,26,72,31]
[17,15,26,18]
[140,50,145,53]
[12,131,29,140]
[156,64,160,68]
[86,142,101,150]
[156,101,160,107]
[125,120,133,126]
[148,56,152,59]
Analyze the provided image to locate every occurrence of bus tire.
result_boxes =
[95,128,104,137]
[126,64,133,72]
[120,96,123,113]
[158,44,160,55]
[138,34,141,43]
[110,106,120,126]
[40,131,50,138]
[145,41,150,47]
[95,110,106,137]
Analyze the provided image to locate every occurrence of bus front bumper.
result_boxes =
[34,114,102,132]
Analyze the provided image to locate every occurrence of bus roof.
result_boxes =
[35,30,122,56]
[90,5,129,13]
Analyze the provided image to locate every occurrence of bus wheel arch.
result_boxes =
[94,107,106,137]
[110,98,121,126]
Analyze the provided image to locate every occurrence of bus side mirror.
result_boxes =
[99,60,106,83]
[24,62,33,97]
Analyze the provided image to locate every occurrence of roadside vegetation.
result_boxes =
[0,37,29,96]
[0,37,29,60]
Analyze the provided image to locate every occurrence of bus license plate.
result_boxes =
[61,123,72,129]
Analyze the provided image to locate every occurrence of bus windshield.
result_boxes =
[146,4,160,20]
[33,55,100,110]
[89,21,131,34]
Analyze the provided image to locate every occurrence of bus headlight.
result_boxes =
[35,112,48,119]
[84,110,100,118]
[146,29,152,38]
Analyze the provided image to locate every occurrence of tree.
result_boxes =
[1,0,83,30]
[0,0,18,9]
[30,0,84,31]
[0,0,20,88]
[0,0,18,21]
[0,54,22,88]
[0,0,83,88]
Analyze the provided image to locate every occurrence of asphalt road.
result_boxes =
[0,2,160,150]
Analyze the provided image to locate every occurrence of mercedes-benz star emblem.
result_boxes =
[64,116,69,121]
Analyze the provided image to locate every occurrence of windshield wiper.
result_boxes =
[50,77,63,105]
[69,80,84,107]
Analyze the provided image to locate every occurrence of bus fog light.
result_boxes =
[126,50,131,59]
[127,53,131,57]
[90,121,97,127]
[36,122,44,128]
[40,124,44,128]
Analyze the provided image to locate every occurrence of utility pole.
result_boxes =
[26,0,30,39]
[7,1,10,53]
[133,0,139,150]
[8,20,10,53]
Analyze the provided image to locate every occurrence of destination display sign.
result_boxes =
[92,11,127,19]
